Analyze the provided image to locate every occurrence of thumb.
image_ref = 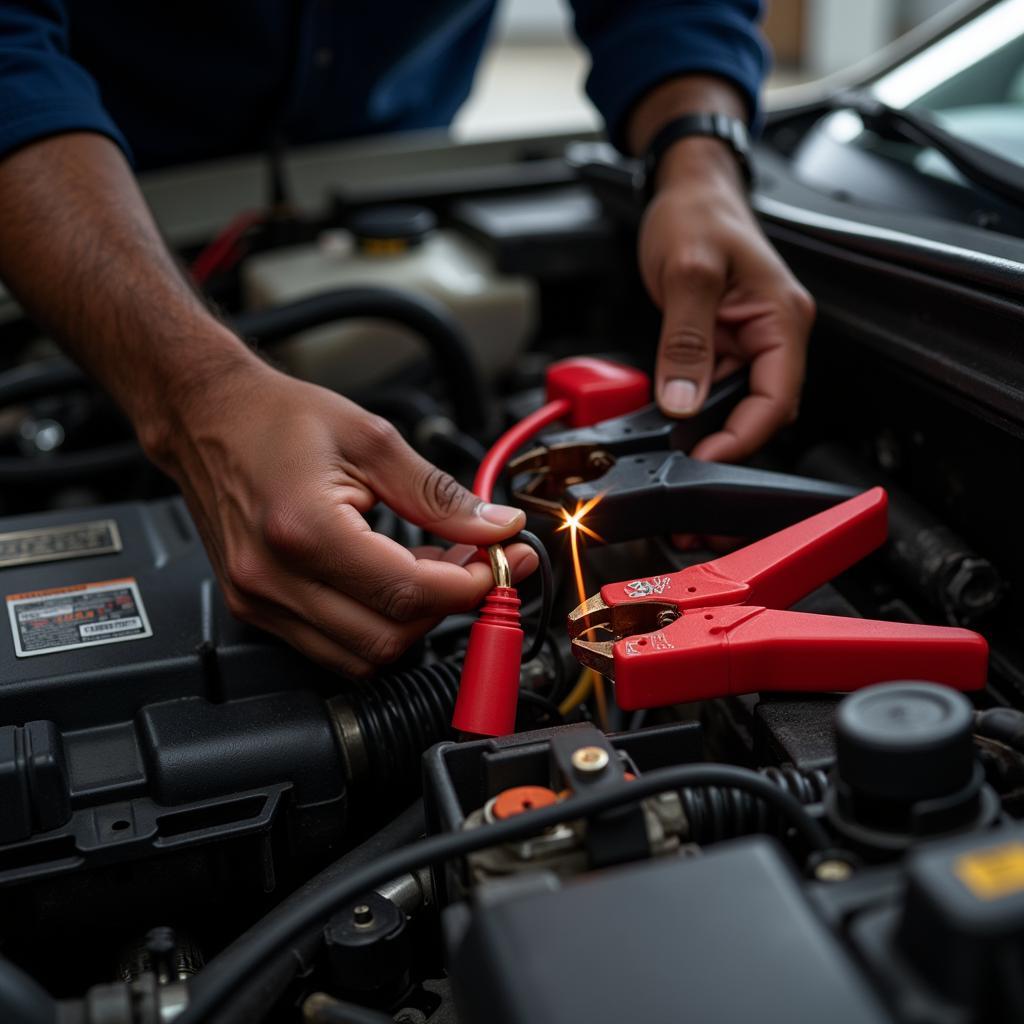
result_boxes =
[357,418,525,545]
[654,261,723,419]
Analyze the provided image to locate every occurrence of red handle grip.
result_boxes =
[612,604,988,710]
[598,487,889,615]
[706,487,888,610]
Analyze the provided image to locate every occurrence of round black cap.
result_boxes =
[324,892,409,993]
[349,204,437,249]
[836,682,974,802]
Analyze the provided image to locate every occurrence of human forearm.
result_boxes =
[0,132,258,454]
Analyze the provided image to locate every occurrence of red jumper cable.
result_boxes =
[190,210,265,286]
[451,358,650,737]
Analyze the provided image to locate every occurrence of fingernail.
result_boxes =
[661,378,698,415]
[477,502,523,527]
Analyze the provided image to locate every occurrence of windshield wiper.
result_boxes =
[834,89,1024,209]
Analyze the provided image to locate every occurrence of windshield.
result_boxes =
[825,0,1024,182]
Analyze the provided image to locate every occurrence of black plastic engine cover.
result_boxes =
[446,836,894,1024]
[0,499,346,888]
[0,498,333,730]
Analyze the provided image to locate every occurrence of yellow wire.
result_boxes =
[557,666,611,730]
[559,667,595,716]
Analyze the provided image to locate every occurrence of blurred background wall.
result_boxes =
[454,0,961,138]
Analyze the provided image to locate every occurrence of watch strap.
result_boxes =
[643,112,753,195]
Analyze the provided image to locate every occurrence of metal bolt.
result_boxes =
[352,903,374,926]
[814,859,853,883]
[571,745,610,773]
[586,450,614,473]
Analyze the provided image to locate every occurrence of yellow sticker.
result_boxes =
[955,842,1024,901]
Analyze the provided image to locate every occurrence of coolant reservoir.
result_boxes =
[242,204,538,391]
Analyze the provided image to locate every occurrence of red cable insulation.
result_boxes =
[191,210,265,286]
[454,397,570,736]
[472,397,571,502]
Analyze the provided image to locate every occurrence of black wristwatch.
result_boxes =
[643,112,753,197]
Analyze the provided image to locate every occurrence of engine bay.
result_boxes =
[1,123,1023,1024]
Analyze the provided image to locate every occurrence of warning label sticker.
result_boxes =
[6,578,152,658]
[955,842,1024,901]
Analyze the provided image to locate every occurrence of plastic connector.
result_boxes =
[452,587,523,737]
[545,357,650,428]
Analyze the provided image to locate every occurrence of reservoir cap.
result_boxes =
[349,204,437,254]
[836,681,974,802]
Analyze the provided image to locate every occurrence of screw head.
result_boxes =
[571,745,610,773]
[352,903,374,926]
[814,859,854,883]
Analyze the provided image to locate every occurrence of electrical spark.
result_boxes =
[556,494,610,730]
[556,495,604,605]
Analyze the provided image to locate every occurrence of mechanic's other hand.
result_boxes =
[144,359,536,677]
[639,138,815,462]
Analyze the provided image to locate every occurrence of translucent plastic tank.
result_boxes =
[242,205,538,392]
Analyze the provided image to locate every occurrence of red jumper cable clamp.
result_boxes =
[568,487,989,709]
[451,357,650,737]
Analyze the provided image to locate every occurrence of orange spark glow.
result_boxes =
[556,495,605,605]
[556,493,610,729]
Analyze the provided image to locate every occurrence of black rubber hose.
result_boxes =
[176,764,829,1024]
[0,442,141,482]
[232,287,488,432]
[192,802,426,1024]
[0,358,86,404]
[354,660,462,796]
[680,765,829,844]
[430,430,487,466]
[362,389,441,428]
[0,285,487,484]
[0,360,143,482]
[0,954,56,1024]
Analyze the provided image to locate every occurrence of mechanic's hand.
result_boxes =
[639,137,815,463]
[146,358,536,677]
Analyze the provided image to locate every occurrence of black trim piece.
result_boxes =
[764,220,1024,436]
[753,148,1024,297]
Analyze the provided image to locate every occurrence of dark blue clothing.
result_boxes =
[0,1,766,171]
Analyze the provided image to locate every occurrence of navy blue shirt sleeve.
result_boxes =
[570,0,768,151]
[0,1,130,162]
